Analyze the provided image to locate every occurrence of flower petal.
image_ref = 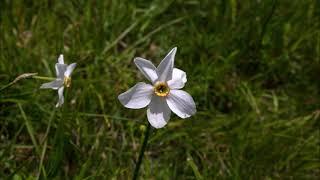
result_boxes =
[147,96,171,128]
[157,47,177,82]
[118,82,153,109]
[167,68,187,89]
[58,54,64,64]
[64,63,77,77]
[134,57,158,83]
[40,79,63,90]
[55,63,67,79]
[166,90,196,118]
[56,86,64,107]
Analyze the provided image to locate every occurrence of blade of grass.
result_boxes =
[0,73,38,91]
[102,21,139,54]
[187,153,203,180]
[18,103,48,178]
[125,17,186,53]
[18,103,40,155]
[36,140,48,180]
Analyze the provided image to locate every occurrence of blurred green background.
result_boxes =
[0,0,319,179]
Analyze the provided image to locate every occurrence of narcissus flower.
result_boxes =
[40,54,76,107]
[118,47,196,128]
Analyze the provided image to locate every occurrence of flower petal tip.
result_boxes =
[170,47,177,55]
[58,54,64,64]
[133,57,145,65]
[182,107,196,119]
[150,123,165,129]
[169,47,177,56]
[179,110,196,119]
[133,57,141,62]
[147,117,167,129]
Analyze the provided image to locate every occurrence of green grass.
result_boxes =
[0,0,319,179]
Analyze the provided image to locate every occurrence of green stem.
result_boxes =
[132,123,152,180]
[32,76,56,81]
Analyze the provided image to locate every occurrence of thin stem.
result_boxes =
[32,76,56,81]
[132,123,152,180]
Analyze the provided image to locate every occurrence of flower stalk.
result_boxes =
[33,75,56,81]
[133,123,152,180]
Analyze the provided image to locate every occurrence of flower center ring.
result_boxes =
[64,77,72,88]
[154,82,170,97]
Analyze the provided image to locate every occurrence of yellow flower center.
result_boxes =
[154,82,170,97]
[64,76,72,88]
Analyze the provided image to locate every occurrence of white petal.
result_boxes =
[56,86,64,107]
[64,63,77,77]
[147,96,171,128]
[134,57,158,83]
[167,68,187,89]
[40,80,63,90]
[118,82,153,109]
[55,63,67,79]
[157,47,177,82]
[58,54,64,64]
[166,90,196,118]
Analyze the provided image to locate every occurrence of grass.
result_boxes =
[0,0,319,179]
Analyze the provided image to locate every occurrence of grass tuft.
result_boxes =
[0,0,319,179]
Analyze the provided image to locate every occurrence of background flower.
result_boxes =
[40,54,76,107]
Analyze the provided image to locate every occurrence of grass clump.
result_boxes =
[0,0,319,179]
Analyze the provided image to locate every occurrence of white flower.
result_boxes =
[40,54,77,107]
[118,47,196,128]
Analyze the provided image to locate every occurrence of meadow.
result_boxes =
[0,0,319,179]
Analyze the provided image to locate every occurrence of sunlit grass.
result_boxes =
[0,0,319,179]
